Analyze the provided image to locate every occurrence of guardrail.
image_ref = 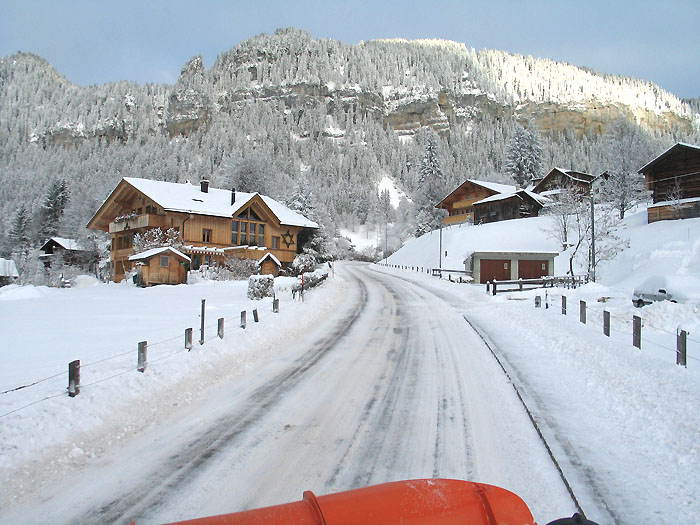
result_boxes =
[486,276,587,295]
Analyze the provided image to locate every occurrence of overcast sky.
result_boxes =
[1,0,698,98]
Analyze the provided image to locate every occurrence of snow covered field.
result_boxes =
[1,209,699,523]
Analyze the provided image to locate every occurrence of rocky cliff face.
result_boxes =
[3,31,698,147]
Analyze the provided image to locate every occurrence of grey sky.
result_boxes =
[1,0,698,98]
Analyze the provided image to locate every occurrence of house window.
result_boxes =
[160,256,169,267]
[272,236,280,249]
[249,223,257,246]
[202,229,212,243]
[234,208,264,247]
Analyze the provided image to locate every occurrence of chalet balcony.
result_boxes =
[443,214,472,225]
[109,213,169,233]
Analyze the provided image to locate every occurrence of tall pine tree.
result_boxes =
[505,122,543,187]
[35,179,69,243]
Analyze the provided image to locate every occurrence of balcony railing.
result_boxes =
[109,213,168,233]
[443,214,471,225]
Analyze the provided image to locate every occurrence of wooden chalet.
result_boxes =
[130,246,190,286]
[39,237,95,271]
[437,179,545,225]
[87,178,318,283]
[638,143,700,223]
[530,168,599,196]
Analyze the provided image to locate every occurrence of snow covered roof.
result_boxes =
[437,178,519,208]
[468,179,518,194]
[121,178,318,228]
[129,246,191,262]
[647,196,700,208]
[473,188,548,207]
[40,237,85,252]
[0,258,20,278]
[259,252,282,267]
[638,142,700,173]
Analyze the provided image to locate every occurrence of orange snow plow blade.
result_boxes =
[165,479,535,525]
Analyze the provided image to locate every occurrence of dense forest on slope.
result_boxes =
[1,28,698,261]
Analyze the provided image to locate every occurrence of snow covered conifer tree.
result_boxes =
[35,179,69,243]
[414,130,447,235]
[505,122,543,187]
[9,205,31,249]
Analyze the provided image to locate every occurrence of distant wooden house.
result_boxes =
[39,237,95,271]
[0,258,20,286]
[466,251,558,284]
[638,143,700,223]
[129,246,190,286]
[531,168,600,197]
[437,180,545,225]
[87,178,318,283]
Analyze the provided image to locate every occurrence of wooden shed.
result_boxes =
[259,252,282,276]
[129,246,190,286]
[638,143,700,223]
[467,251,558,284]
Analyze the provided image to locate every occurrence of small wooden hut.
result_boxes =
[129,246,190,286]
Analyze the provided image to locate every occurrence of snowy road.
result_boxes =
[2,263,577,524]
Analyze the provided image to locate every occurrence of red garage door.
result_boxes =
[480,259,510,283]
[518,260,549,279]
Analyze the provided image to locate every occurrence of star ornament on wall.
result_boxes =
[281,230,295,248]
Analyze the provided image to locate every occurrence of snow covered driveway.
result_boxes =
[2,263,573,524]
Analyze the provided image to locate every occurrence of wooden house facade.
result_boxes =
[472,191,545,224]
[87,178,318,283]
[638,143,700,223]
[437,180,545,225]
[531,168,599,197]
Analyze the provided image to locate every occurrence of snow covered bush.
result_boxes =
[223,256,260,280]
[292,252,316,275]
[133,228,182,254]
[247,274,275,299]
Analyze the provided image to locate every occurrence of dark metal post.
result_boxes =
[677,330,687,367]
[562,295,567,315]
[273,298,279,313]
[580,300,586,324]
[185,328,193,350]
[603,310,610,337]
[633,315,642,349]
[240,310,247,329]
[137,341,147,372]
[535,296,541,308]
[68,360,80,397]
[217,318,224,339]
[492,280,497,296]
[200,299,205,345]
[253,309,259,323]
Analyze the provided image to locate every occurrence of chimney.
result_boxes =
[200,179,209,193]
[231,188,236,205]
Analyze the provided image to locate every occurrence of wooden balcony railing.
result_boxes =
[109,213,169,233]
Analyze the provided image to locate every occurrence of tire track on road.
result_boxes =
[78,276,370,524]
